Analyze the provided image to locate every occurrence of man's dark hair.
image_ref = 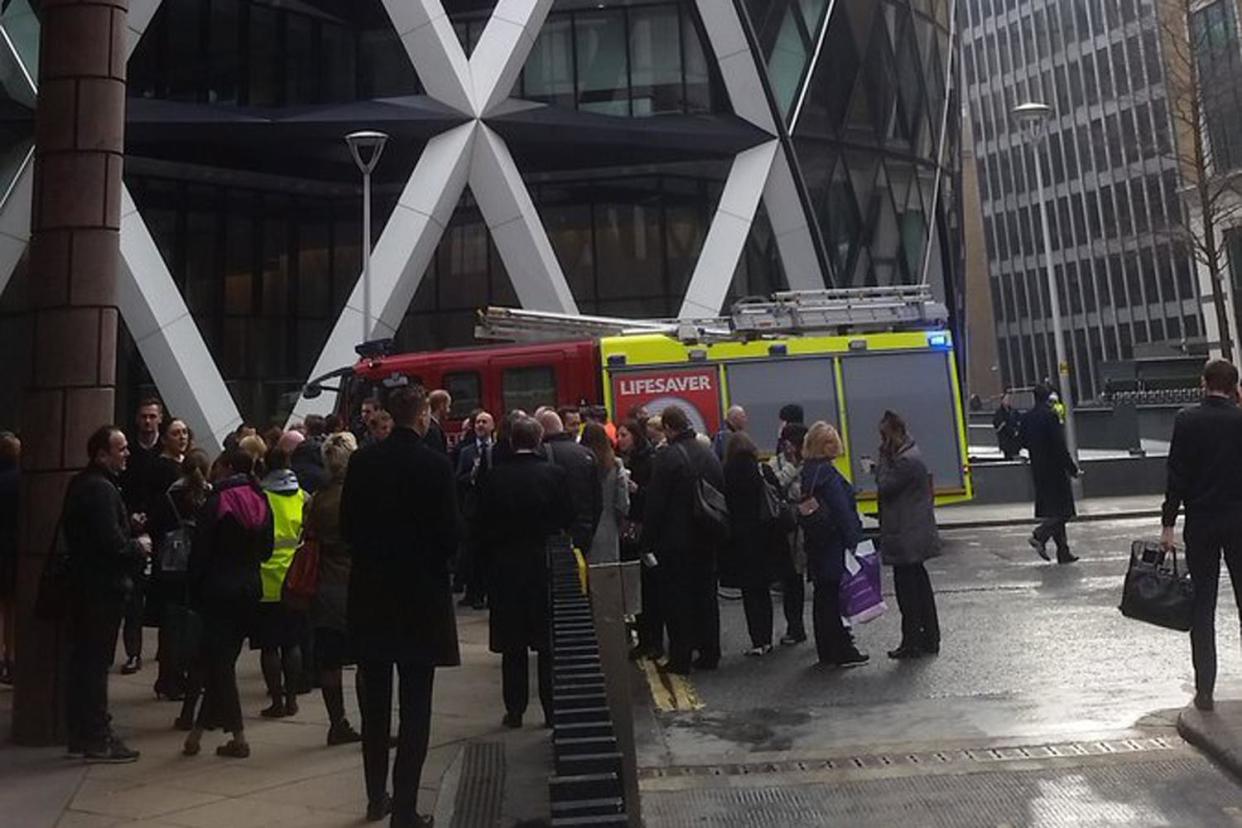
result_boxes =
[324,413,343,433]
[511,416,544,451]
[557,406,580,422]
[137,396,163,413]
[362,397,381,409]
[1204,359,1239,395]
[265,446,290,472]
[778,403,804,424]
[87,425,122,462]
[303,414,327,437]
[389,386,429,428]
[220,447,255,477]
[1033,383,1053,405]
[661,405,690,434]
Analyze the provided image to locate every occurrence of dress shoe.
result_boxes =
[327,720,363,746]
[260,701,289,718]
[502,712,523,729]
[215,740,250,759]
[780,633,807,646]
[1028,536,1050,561]
[365,794,392,822]
[1194,693,1215,712]
[1057,551,1079,564]
[84,738,140,764]
[120,656,142,675]
[691,656,719,671]
[836,650,870,668]
[886,644,924,660]
[745,644,773,657]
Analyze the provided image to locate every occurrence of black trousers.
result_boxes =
[663,558,720,669]
[196,614,247,733]
[66,593,125,749]
[811,577,854,664]
[121,570,147,659]
[635,561,665,653]
[501,649,552,720]
[780,552,806,639]
[741,583,773,648]
[358,660,435,822]
[892,563,940,650]
[1033,518,1070,555]
[1185,516,1242,698]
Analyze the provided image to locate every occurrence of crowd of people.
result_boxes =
[7,383,955,827]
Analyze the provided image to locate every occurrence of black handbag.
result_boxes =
[1119,541,1194,632]
[34,518,71,621]
[675,444,730,542]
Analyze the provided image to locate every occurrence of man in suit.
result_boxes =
[455,411,495,610]
[641,404,726,674]
[481,416,574,728]
[1161,359,1242,712]
[341,386,459,828]
[537,410,601,553]
[424,389,451,455]
[1021,383,1079,565]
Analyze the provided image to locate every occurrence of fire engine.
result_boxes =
[302,286,972,509]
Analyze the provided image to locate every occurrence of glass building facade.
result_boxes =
[961,0,1203,403]
[0,0,962,428]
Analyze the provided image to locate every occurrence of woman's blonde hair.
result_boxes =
[322,431,358,480]
[803,421,843,460]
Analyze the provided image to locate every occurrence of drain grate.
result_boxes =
[639,736,1178,781]
[451,741,505,828]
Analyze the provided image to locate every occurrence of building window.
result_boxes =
[1192,0,1242,173]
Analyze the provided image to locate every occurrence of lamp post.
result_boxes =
[1013,102,1080,470]
[345,130,389,344]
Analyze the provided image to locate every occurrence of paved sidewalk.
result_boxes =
[936,494,1162,529]
[0,608,549,828]
[1179,702,1242,785]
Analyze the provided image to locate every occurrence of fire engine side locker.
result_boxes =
[598,331,973,511]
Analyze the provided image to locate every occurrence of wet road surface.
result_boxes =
[634,518,1242,826]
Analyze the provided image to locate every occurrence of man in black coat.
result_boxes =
[455,411,495,609]
[64,426,152,763]
[992,393,1023,460]
[117,397,164,675]
[481,416,575,728]
[640,405,726,674]
[341,386,459,828]
[537,410,601,552]
[1160,359,1242,711]
[424,389,451,455]
[1021,383,1079,564]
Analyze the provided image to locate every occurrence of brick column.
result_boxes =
[12,0,128,746]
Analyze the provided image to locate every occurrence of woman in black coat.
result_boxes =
[724,432,779,655]
[182,449,273,759]
[874,412,941,660]
[619,420,662,659]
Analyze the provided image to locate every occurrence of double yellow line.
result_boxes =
[639,657,704,712]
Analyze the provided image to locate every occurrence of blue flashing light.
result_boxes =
[927,333,950,349]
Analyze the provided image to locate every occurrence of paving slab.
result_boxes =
[0,607,550,828]
[937,494,1162,529]
[1178,700,1242,785]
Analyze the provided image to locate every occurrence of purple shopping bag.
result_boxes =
[839,541,887,625]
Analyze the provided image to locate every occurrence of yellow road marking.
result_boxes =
[638,657,704,712]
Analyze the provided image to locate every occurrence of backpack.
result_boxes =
[675,444,730,542]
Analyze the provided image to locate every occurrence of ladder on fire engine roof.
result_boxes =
[476,285,950,344]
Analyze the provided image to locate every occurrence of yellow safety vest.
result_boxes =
[260,488,307,603]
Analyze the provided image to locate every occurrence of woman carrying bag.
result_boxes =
[873,411,941,659]
[799,422,868,668]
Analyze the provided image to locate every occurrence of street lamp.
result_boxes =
[345,130,389,344]
[1013,101,1080,469]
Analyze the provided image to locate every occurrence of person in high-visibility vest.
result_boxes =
[255,445,308,719]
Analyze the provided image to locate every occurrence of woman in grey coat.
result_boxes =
[582,423,630,564]
[873,411,941,660]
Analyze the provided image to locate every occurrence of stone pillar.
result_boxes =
[12,0,128,746]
